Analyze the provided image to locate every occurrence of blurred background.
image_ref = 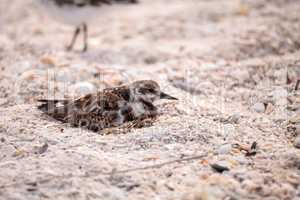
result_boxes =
[0,0,299,103]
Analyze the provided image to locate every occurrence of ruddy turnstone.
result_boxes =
[37,0,138,51]
[38,80,177,132]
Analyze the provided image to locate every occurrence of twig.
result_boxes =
[0,154,207,190]
[295,79,300,91]
[104,154,207,175]
[1,154,207,189]
[286,72,292,85]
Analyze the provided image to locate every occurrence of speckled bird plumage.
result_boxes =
[38,80,177,132]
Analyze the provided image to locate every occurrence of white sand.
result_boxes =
[0,0,299,199]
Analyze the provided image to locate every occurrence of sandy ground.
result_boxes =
[0,0,300,199]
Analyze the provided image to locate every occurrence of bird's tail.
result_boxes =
[37,99,70,121]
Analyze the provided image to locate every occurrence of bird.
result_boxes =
[38,80,178,132]
[37,0,139,52]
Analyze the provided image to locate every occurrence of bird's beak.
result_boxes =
[160,92,178,100]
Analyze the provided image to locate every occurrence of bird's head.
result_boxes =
[129,80,178,103]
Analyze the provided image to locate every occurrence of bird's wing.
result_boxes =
[37,91,122,119]
[64,91,128,129]
[71,92,123,114]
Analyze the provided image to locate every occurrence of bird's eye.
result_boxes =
[139,88,155,94]
[147,88,155,93]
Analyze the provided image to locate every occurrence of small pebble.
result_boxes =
[251,102,265,113]
[293,137,300,149]
[217,144,232,154]
[210,163,230,173]
[0,98,7,106]
[294,124,300,136]
[290,114,300,124]
[40,56,56,66]
[242,179,258,191]
[222,124,236,138]
[34,143,49,154]
[229,114,240,124]
[183,185,224,200]
[234,155,249,165]
[272,88,287,100]
[144,56,158,64]
[246,141,258,156]
[165,171,173,178]
[235,69,250,82]
[26,187,38,192]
